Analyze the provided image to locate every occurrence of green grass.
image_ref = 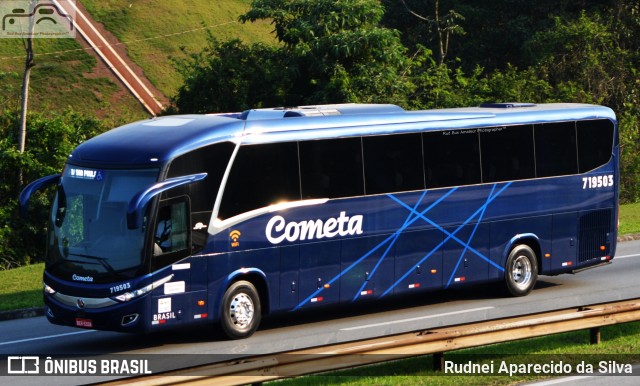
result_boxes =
[0,1,274,122]
[0,37,148,124]
[619,202,640,236]
[81,0,276,99]
[0,262,43,311]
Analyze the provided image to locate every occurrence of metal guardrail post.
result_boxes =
[590,327,601,344]
[433,352,444,372]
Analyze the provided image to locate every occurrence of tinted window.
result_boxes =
[577,119,614,173]
[167,142,235,214]
[154,200,189,256]
[219,142,300,219]
[534,122,578,177]
[300,138,364,199]
[152,197,191,270]
[363,133,424,194]
[423,129,481,188]
[480,125,535,182]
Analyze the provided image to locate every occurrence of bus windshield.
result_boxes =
[47,167,159,283]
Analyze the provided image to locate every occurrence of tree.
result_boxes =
[0,111,104,269]
[398,0,465,65]
[18,0,38,187]
[524,12,629,107]
[173,0,415,113]
[240,0,412,105]
[171,37,292,113]
[609,1,640,202]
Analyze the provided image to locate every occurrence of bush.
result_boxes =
[0,111,104,269]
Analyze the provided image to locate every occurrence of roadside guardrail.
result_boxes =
[98,298,640,385]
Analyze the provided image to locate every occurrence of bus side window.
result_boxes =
[300,137,364,199]
[363,133,424,194]
[153,198,190,269]
[534,121,578,177]
[480,125,535,183]
[218,142,300,220]
[423,129,481,188]
[167,142,235,251]
[577,119,614,173]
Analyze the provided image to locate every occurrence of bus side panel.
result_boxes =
[340,235,395,302]
[393,229,443,295]
[148,258,195,329]
[184,255,209,323]
[489,216,552,277]
[298,241,341,308]
[150,290,210,328]
[208,248,280,321]
[279,245,299,311]
[190,255,209,292]
[549,213,578,274]
[442,223,491,287]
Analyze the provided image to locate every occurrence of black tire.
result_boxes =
[503,245,538,297]
[220,280,261,339]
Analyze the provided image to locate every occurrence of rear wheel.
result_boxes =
[503,245,538,297]
[220,280,261,339]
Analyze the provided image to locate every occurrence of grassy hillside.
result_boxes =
[81,0,275,101]
[0,1,274,122]
[0,37,147,125]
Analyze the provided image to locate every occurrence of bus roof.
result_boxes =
[69,103,615,168]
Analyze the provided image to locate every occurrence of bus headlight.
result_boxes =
[112,274,174,302]
[44,283,56,295]
[113,285,151,302]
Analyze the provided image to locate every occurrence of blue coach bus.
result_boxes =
[20,103,618,339]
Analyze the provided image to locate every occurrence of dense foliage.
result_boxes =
[3,0,640,268]
[0,111,103,269]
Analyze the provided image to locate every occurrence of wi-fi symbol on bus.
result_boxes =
[229,230,241,247]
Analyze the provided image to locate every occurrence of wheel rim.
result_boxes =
[511,254,532,290]
[229,292,254,329]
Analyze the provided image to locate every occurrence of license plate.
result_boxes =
[75,318,93,328]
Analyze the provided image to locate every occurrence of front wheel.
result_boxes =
[220,280,262,339]
[503,245,538,297]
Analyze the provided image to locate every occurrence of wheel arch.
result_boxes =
[216,268,270,318]
[502,233,542,274]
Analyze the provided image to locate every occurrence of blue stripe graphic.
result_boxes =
[351,191,428,302]
[292,188,456,311]
[445,184,496,288]
[292,183,511,311]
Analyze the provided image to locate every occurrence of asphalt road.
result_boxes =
[1,239,639,383]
